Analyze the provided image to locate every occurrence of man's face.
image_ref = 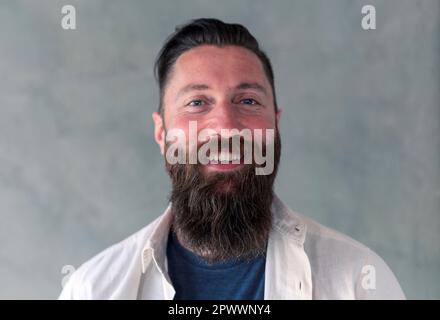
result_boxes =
[153,45,280,171]
[152,45,282,263]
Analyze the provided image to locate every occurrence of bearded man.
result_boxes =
[59,18,405,300]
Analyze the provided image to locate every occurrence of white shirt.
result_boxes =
[59,195,405,300]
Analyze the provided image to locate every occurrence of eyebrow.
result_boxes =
[176,82,268,100]
[235,82,268,96]
[176,83,211,100]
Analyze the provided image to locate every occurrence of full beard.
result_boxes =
[165,129,281,264]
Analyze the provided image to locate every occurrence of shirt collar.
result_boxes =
[141,203,173,274]
[141,195,307,258]
[271,194,307,245]
[264,195,312,299]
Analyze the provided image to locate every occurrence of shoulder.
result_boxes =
[298,213,405,299]
[58,215,163,300]
[272,195,405,300]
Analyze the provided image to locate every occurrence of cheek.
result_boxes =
[165,111,198,130]
[164,120,194,155]
[240,115,276,131]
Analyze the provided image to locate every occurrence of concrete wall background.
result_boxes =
[0,0,438,299]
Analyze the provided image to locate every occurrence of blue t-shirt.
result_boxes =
[166,230,266,300]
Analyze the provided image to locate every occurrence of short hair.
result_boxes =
[154,18,278,115]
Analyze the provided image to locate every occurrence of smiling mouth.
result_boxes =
[206,152,244,171]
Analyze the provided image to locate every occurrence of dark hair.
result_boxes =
[154,18,277,115]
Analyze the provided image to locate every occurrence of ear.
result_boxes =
[152,112,165,155]
[276,108,282,125]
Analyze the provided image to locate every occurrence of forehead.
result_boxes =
[165,45,271,95]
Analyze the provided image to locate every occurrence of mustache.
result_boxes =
[165,130,277,175]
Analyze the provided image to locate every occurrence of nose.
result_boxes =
[208,102,242,134]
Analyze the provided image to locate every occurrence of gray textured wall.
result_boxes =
[0,0,438,299]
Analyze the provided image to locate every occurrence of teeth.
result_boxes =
[209,152,241,162]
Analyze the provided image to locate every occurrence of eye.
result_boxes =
[240,98,259,105]
[187,99,205,107]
